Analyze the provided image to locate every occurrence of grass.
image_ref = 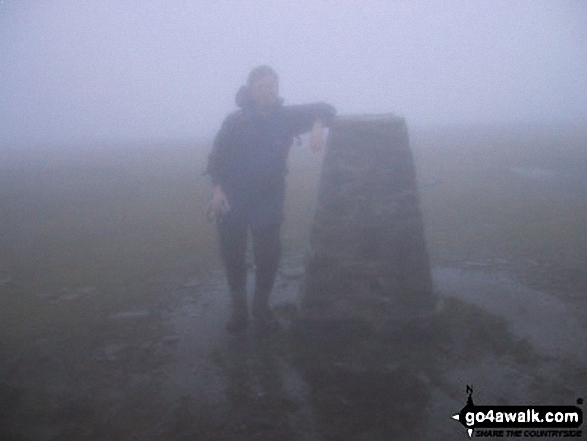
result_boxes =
[1,122,586,345]
[411,122,587,265]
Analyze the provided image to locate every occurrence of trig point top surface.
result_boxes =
[330,113,405,126]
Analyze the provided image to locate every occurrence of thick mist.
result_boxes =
[1,2,587,439]
[1,0,586,146]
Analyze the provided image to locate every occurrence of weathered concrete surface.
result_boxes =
[303,115,434,327]
[2,257,585,441]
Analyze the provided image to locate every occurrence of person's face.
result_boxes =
[249,74,279,108]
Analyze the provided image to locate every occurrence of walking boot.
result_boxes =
[251,288,270,320]
[226,290,248,333]
[252,289,280,332]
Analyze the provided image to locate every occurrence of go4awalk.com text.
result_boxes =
[451,386,583,438]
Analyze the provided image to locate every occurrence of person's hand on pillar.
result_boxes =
[310,118,326,152]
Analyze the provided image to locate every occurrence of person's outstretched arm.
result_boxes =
[285,102,336,137]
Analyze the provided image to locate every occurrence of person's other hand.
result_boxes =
[310,118,325,152]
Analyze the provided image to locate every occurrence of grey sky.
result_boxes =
[1,0,586,146]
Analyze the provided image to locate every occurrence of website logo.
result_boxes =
[451,385,583,438]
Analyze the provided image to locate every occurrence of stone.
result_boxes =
[301,114,434,329]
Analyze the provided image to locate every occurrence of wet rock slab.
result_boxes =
[1,257,585,440]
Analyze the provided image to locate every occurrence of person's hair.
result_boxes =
[246,65,278,87]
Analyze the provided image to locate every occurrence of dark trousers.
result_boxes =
[218,220,281,312]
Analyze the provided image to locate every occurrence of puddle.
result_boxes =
[433,267,587,362]
[2,260,585,440]
[154,262,586,439]
[511,166,557,180]
[509,166,586,200]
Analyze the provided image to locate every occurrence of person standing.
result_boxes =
[206,65,336,333]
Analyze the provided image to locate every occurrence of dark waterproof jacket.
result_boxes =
[207,96,336,230]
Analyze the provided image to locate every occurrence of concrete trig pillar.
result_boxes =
[302,114,434,329]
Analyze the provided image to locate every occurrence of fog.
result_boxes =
[1,0,586,146]
[2,2,587,439]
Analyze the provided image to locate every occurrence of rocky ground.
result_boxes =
[1,249,585,440]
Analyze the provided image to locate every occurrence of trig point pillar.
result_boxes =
[302,114,434,329]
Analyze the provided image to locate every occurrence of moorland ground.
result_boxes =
[1,122,585,439]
